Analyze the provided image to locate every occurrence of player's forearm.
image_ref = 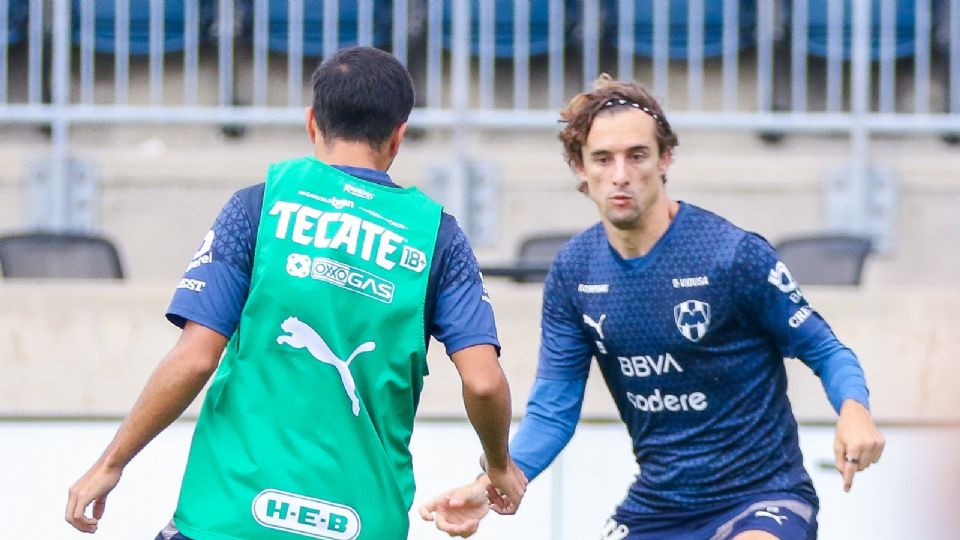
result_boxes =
[509,377,585,481]
[462,373,513,469]
[799,337,870,413]
[100,324,225,470]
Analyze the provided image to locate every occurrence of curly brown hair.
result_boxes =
[558,74,679,172]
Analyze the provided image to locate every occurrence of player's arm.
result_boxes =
[421,220,526,525]
[67,190,255,532]
[497,257,592,484]
[733,233,884,491]
[65,321,226,533]
[451,344,527,513]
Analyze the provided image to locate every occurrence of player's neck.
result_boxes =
[605,198,679,259]
[313,139,395,172]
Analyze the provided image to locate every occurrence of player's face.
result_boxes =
[576,109,672,230]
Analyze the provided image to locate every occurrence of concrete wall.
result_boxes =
[2,280,957,424]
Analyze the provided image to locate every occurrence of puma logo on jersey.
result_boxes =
[276,317,375,416]
[600,518,629,540]
[583,313,607,339]
[755,507,789,525]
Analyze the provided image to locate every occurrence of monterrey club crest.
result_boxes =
[674,300,711,342]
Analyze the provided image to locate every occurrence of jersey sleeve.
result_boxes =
[429,218,500,355]
[535,257,594,380]
[732,233,870,411]
[165,191,256,339]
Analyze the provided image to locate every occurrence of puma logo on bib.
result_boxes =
[277,317,376,416]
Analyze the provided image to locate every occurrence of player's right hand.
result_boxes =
[65,461,123,533]
[484,458,528,515]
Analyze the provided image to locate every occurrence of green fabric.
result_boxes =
[175,157,442,540]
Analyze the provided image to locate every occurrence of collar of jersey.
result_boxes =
[329,164,399,188]
[610,200,689,271]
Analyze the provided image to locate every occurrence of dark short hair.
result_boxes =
[311,47,415,150]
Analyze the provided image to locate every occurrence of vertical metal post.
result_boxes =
[149,0,165,104]
[514,0,530,109]
[358,0,373,46]
[392,0,408,65]
[952,0,960,113]
[721,0,739,111]
[28,0,42,104]
[218,0,235,107]
[652,0,668,100]
[253,0,268,106]
[550,454,565,540]
[850,0,872,233]
[426,0,441,108]
[479,0,494,108]
[688,0,704,110]
[617,0,635,82]
[80,0,95,105]
[288,0,303,106]
[450,0,470,229]
[583,0,599,90]
[0,0,9,104]
[50,0,71,230]
[757,0,774,112]
[548,0,564,108]
[914,0,931,113]
[114,0,128,104]
[184,0,199,105]
[323,0,338,58]
[878,0,895,112]
[825,0,842,111]
[791,0,808,111]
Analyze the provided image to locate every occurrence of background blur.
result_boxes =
[1,1,958,538]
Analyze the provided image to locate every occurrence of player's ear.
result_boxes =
[388,122,408,157]
[573,160,590,195]
[657,149,673,179]
[305,106,319,144]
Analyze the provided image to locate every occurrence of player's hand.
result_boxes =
[834,399,885,492]
[419,477,491,537]
[65,460,123,533]
[484,458,528,515]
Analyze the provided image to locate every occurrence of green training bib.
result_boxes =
[174,157,442,540]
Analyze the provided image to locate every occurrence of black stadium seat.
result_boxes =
[0,231,124,279]
[773,233,872,286]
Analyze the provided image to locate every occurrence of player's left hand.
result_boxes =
[65,460,123,533]
[419,477,490,537]
[834,399,885,492]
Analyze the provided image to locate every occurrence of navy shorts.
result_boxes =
[154,521,192,540]
[600,493,818,540]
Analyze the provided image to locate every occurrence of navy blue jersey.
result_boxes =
[538,202,854,513]
[166,164,499,355]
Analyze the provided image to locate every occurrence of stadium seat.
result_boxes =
[602,0,758,59]
[0,231,124,279]
[6,0,29,45]
[804,0,918,60]
[480,232,574,283]
[442,0,568,58]
[773,233,872,286]
[71,0,216,55]
[264,0,392,56]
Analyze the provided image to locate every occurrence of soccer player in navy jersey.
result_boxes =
[420,75,885,539]
[65,47,525,539]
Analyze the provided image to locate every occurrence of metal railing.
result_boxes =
[0,0,958,235]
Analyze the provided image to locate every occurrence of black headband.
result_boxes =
[601,98,665,126]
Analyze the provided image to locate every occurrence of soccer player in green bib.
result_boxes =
[65,47,527,540]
